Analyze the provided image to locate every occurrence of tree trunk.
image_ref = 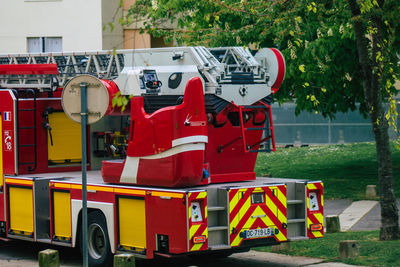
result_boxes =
[348,0,399,240]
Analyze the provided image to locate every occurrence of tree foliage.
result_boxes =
[124,0,399,118]
[124,0,400,239]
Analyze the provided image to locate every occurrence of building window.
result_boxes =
[27,37,62,53]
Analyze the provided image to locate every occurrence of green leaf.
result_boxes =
[112,91,120,108]
[108,22,115,32]
[299,65,306,73]
[376,51,381,62]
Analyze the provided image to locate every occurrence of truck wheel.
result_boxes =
[80,211,113,267]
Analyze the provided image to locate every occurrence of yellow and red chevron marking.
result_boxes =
[188,191,208,251]
[306,182,324,238]
[229,185,287,247]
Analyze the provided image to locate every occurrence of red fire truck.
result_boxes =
[0,47,323,266]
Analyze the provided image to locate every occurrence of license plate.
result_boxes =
[243,228,274,239]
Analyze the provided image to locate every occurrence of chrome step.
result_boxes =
[208,226,228,231]
[208,206,226,211]
[287,199,304,204]
[209,244,231,250]
[287,218,305,223]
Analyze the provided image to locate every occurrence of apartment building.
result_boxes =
[0,0,171,53]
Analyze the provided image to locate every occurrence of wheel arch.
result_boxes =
[71,200,115,253]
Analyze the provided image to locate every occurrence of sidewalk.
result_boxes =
[325,199,400,231]
[233,251,364,267]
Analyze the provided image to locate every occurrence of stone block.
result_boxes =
[326,215,340,233]
[366,185,377,199]
[339,240,359,259]
[38,249,59,267]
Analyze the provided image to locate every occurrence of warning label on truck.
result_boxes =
[4,130,12,151]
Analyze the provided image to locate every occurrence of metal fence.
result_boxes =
[271,102,397,146]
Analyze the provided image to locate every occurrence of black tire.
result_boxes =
[80,211,113,267]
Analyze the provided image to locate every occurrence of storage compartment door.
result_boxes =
[8,186,34,237]
[48,112,81,165]
[118,196,146,252]
[53,190,72,242]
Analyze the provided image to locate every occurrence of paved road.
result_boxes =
[3,198,396,267]
[0,240,360,267]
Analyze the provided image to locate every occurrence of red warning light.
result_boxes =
[310,223,323,231]
[193,235,206,244]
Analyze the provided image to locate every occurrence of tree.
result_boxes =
[347,0,399,240]
[123,0,400,239]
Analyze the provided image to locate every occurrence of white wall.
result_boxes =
[0,0,103,53]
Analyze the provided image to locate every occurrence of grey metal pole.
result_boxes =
[80,82,88,267]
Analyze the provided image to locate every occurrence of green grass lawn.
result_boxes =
[254,231,400,267]
[255,142,400,200]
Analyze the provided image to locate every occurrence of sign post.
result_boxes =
[80,81,88,267]
[61,75,111,267]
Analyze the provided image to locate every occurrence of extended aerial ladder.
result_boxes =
[0,47,279,90]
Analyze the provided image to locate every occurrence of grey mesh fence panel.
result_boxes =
[270,103,398,145]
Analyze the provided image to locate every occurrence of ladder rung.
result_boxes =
[19,109,35,111]
[19,127,35,129]
[243,105,268,109]
[19,144,36,147]
[249,149,270,153]
[19,162,36,165]
[245,127,268,131]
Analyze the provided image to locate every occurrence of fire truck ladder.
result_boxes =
[0,47,267,90]
[239,104,276,153]
[13,89,38,172]
[0,51,124,89]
